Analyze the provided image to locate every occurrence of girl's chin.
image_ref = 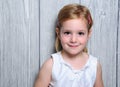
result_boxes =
[62,50,83,56]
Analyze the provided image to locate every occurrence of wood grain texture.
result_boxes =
[40,0,80,66]
[0,0,120,87]
[39,0,119,87]
[81,0,118,87]
[0,0,39,87]
[118,0,120,86]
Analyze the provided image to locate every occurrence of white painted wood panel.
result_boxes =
[81,0,118,87]
[40,0,119,87]
[118,2,120,86]
[0,0,119,87]
[41,0,118,87]
[0,0,39,87]
[40,0,80,65]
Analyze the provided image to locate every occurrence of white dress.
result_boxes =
[49,52,97,87]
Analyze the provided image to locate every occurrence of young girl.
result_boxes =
[34,3,104,87]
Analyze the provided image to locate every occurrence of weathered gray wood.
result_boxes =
[0,0,120,87]
[40,0,119,87]
[118,1,120,86]
[0,0,39,87]
[40,0,80,66]
[81,0,118,87]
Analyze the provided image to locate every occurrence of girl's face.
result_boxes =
[56,18,92,56]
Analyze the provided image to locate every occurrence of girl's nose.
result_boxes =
[70,34,77,43]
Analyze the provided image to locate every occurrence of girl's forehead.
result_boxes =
[61,18,88,29]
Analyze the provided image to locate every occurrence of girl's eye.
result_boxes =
[79,32,85,35]
[64,32,70,35]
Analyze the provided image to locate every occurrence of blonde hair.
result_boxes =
[55,3,93,52]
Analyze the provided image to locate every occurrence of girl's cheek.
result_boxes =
[61,36,70,42]
[60,34,69,39]
[61,37,68,41]
[82,40,88,43]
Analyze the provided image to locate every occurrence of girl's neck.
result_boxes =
[61,50,89,70]
[61,50,87,60]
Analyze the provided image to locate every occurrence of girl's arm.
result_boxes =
[94,62,104,87]
[34,58,53,87]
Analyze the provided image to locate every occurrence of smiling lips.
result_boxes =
[68,44,79,48]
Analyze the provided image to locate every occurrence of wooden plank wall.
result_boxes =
[0,0,119,87]
[118,1,120,86]
[40,0,119,87]
[82,0,118,87]
[40,0,80,66]
[0,0,39,87]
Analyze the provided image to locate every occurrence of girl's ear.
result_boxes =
[88,29,92,38]
[56,28,60,38]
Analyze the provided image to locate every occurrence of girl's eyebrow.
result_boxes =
[61,28,71,31]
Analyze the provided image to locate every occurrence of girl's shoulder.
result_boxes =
[88,54,98,64]
[42,52,61,70]
[35,57,53,87]
[42,57,53,70]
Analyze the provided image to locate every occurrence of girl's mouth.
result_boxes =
[68,44,79,48]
